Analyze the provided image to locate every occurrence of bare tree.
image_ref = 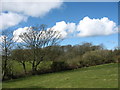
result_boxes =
[0,32,15,80]
[19,25,62,74]
[12,46,28,74]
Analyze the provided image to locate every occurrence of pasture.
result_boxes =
[2,63,118,88]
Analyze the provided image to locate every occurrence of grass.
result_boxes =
[8,60,52,75]
[2,63,118,88]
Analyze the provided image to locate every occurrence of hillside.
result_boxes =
[2,63,118,88]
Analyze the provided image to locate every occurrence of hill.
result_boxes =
[2,63,118,88]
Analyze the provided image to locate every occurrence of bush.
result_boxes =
[51,61,68,72]
[80,50,115,67]
[66,56,82,69]
[95,50,115,63]
[37,61,53,74]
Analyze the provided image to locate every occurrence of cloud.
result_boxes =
[52,21,67,38]
[51,17,117,38]
[1,0,63,17]
[67,23,76,33]
[0,12,27,30]
[13,21,76,42]
[13,27,30,42]
[13,26,62,42]
[0,35,6,43]
[51,21,76,38]
[13,16,118,42]
[1,0,63,30]
[77,17,118,37]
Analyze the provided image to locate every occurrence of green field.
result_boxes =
[2,63,118,88]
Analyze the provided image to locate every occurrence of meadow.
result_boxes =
[2,63,118,88]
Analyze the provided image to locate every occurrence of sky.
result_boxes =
[0,1,118,50]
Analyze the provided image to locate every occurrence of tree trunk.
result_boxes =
[32,60,37,74]
[3,52,8,80]
[22,62,26,74]
[32,67,37,75]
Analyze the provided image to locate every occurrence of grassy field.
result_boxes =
[8,60,52,75]
[2,63,118,88]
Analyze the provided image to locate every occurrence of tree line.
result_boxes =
[1,25,119,80]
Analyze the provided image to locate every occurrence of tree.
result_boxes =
[19,25,62,74]
[11,46,28,74]
[0,32,15,80]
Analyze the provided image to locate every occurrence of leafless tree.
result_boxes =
[11,45,28,74]
[19,25,62,74]
[0,32,15,79]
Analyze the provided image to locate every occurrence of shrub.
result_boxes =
[51,61,68,72]
[80,50,115,67]
[37,61,53,74]
[66,56,82,69]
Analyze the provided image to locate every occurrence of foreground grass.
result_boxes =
[3,63,118,88]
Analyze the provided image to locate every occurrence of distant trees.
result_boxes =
[43,45,63,61]
[1,25,119,81]
[46,43,106,70]
[2,40,119,80]
[113,48,120,63]
[80,50,115,67]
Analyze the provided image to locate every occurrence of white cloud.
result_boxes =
[77,17,117,37]
[52,21,67,38]
[67,23,76,33]
[1,0,63,30]
[13,27,30,42]
[51,17,117,38]
[51,21,76,38]
[13,21,76,42]
[13,21,69,42]
[13,26,62,43]
[12,16,118,42]
[0,12,27,30]
[0,35,6,43]
[1,0,63,17]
